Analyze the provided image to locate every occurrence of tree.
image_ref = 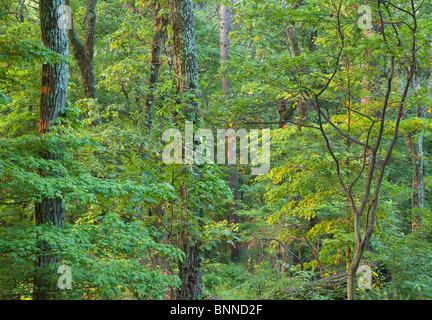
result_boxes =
[168,0,202,300]
[140,0,168,161]
[300,1,420,300]
[143,1,168,132]
[1,0,431,302]
[404,75,427,231]
[224,0,427,300]
[33,0,69,300]
[219,0,242,261]
[220,1,232,95]
[169,0,199,112]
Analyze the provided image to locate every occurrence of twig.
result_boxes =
[247,231,304,270]
[290,223,325,279]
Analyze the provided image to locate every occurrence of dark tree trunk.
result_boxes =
[178,237,204,300]
[66,0,97,99]
[144,1,168,131]
[278,100,287,128]
[33,0,69,300]
[141,1,168,161]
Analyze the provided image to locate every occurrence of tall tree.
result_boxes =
[404,75,427,231]
[169,0,202,300]
[33,0,69,300]
[169,0,199,113]
[342,3,418,299]
[140,1,168,161]
[220,2,232,95]
[220,0,242,261]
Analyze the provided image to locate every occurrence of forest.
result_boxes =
[0,0,431,301]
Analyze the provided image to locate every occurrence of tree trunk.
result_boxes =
[143,1,168,131]
[220,3,232,94]
[220,0,242,261]
[344,32,376,300]
[404,78,426,231]
[278,100,287,128]
[405,132,425,228]
[169,0,199,121]
[346,239,364,300]
[169,0,202,300]
[228,165,242,260]
[66,0,97,99]
[33,0,69,300]
[141,1,168,161]
[283,1,307,128]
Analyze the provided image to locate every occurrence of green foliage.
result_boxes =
[369,208,432,299]
[1,0,432,300]
[0,213,183,299]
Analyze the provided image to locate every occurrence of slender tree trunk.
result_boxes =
[278,100,287,128]
[344,29,377,300]
[18,0,26,22]
[33,0,69,300]
[346,218,364,300]
[285,24,301,58]
[283,0,307,128]
[220,3,232,94]
[404,76,426,231]
[228,165,242,260]
[140,1,168,161]
[169,0,202,300]
[220,0,242,261]
[144,1,168,131]
[406,129,425,230]
[345,60,416,300]
[66,0,97,99]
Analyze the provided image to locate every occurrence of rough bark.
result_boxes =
[141,1,168,161]
[169,0,199,121]
[66,0,97,99]
[278,100,287,128]
[143,1,168,130]
[285,24,301,58]
[33,0,69,300]
[169,0,202,300]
